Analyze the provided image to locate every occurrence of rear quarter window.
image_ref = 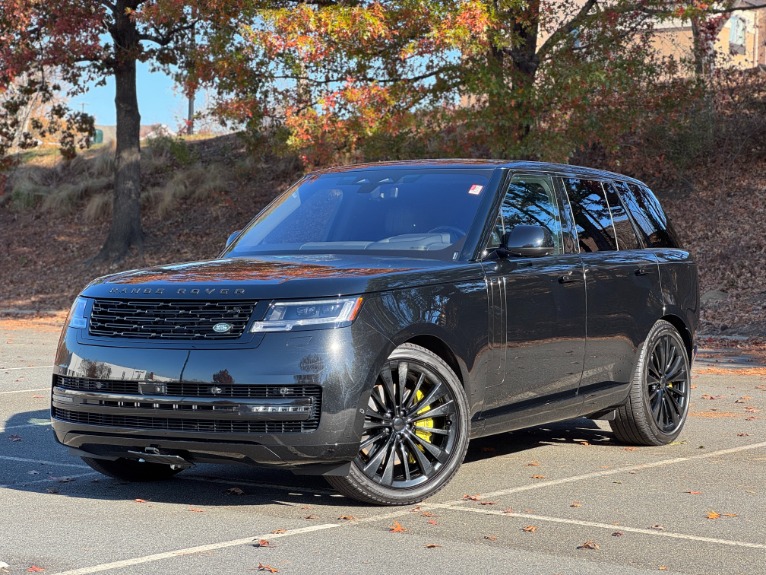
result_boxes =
[614,181,679,248]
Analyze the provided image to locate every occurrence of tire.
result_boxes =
[326,343,470,505]
[82,457,184,482]
[610,320,691,446]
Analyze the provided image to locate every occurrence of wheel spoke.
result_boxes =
[409,400,455,422]
[379,367,397,409]
[398,441,412,483]
[360,430,387,451]
[379,438,397,486]
[397,362,409,407]
[364,435,394,476]
[410,381,447,414]
[403,434,433,477]
[404,373,426,411]
[407,429,449,463]
[369,388,388,414]
[414,424,450,436]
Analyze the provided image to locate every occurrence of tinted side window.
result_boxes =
[489,175,563,254]
[615,181,679,248]
[563,178,616,252]
[603,182,641,250]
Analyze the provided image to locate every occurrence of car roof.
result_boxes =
[310,159,645,186]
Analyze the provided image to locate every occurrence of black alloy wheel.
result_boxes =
[611,320,691,445]
[326,343,469,505]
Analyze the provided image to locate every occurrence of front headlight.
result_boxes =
[251,297,363,333]
[67,297,89,329]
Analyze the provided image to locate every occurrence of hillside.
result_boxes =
[0,133,764,340]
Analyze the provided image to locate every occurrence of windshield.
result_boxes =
[225,168,494,260]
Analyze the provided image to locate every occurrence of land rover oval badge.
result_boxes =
[213,322,233,333]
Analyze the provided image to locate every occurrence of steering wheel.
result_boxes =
[428,226,466,242]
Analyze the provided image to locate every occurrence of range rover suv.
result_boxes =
[52,161,698,505]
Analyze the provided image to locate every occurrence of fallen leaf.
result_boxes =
[745,406,760,413]
[722,513,738,518]
[337,515,356,521]
[31,394,44,399]
[188,508,204,513]
[254,539,271,548]
[701,394,722,400]
[658,566,668,571]
[706,511,721,520]
[484,535,498,541]
[623,447,638,452]
[531,475,546,479]
[612,531,624,537]
[527,461,540,467]
[134,498,147,503]
[479,501,496,506]
[735,396,752,403]
[570,501,583,508]
[577,440,590,446]
[502,508,514,514]
[26,567,45,573]
[9,434,22,442]
[304,514,319,520]
[650,524,665,531]
[577,540,600,550]
[463,494,481,501]
[271,529,287,535]
[737,433,752,437]
[420,511,435,517]
[427,519,438,525]
[389,521,407,533]
[226,487,245,496]
[685,491,702,495]
[745,416,757,421]
[521,525,537,533]
[257,563,278,573]
[424,543,441,549]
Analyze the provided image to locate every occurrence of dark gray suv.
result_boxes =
[52,161,698,505]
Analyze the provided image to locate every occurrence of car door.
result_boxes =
[561,177,663,412]
[480,173,586,433]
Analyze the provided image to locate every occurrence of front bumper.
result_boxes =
[51,323,391,472]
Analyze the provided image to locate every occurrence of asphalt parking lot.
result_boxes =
[1,324,764,575]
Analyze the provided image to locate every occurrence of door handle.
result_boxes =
[559,272,579,284]
[634,267,648,276]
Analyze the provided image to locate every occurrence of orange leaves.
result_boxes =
[26,567,45,573]
[521,525,537,533]
[389,521,407,533]
[706,511,737,520]
[577,540,600,550]
[337,515,357,521]
[257,563,279,573]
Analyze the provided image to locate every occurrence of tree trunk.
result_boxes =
[92,0,144,264]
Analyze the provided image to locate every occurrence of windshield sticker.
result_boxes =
[468,184,484,195]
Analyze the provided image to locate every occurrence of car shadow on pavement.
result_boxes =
[2,409,617,508]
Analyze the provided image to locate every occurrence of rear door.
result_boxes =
[480,173,586,432]
[560,177,663,412]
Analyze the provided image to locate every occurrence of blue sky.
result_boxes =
[68,63,201,129]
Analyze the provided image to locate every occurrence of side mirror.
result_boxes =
[501,225,554,258]
[225,230,241,249]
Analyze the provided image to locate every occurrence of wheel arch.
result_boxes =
[405,334,464,387]
[660,313,694,360]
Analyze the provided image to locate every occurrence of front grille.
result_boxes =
[88,299,255,339]
[52,407,318,433]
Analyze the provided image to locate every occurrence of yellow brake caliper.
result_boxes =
[409,389,434,463]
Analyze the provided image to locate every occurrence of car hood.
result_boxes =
[81,255,483,300]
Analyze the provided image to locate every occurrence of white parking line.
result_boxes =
[0,456,90,469]
[458,440,766,500]
[48,524,340,575]
[1,366,52,371]
[0,388,48,395]
[428,503,766,550]
[0,472,99,489]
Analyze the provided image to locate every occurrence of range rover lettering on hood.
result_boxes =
[108,287,246,295]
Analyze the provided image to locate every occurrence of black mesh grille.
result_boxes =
[54,376,321,400]
[88,299,255,339]
[52,407,318,433]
